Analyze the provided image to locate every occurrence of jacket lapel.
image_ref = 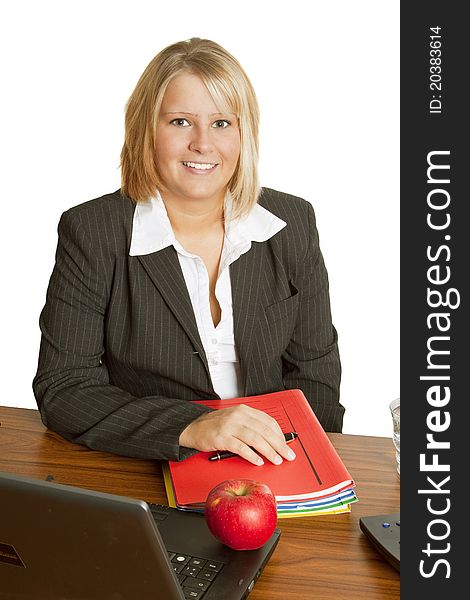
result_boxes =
[230,243,265,394]
[137,247,209,371]
[138,243,267,396]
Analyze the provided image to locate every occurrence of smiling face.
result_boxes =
[155,72,241,209]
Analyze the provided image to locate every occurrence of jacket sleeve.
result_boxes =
[282,201,344,432]
[32,209,211,461]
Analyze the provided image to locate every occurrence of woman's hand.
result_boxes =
[178,405,296,466]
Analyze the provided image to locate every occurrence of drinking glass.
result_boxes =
[389,398,400,476]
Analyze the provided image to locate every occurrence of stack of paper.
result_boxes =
[163,389,357,518]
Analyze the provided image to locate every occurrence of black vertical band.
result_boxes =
[401,3,467,596]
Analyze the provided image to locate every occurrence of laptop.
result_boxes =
[0,472,280,600]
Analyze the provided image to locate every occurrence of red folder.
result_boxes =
[167,389,355,509]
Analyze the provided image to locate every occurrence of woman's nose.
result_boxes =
[188,126,214,154]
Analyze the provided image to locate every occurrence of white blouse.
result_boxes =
[129,191,286,399]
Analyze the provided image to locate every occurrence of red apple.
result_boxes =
[205,479,277,551]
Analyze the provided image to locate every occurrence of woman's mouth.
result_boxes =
[181,161,218,172]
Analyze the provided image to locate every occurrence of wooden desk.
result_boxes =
[0,406,400,599]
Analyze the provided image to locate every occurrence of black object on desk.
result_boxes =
[0,471,281,600]
[359,513,400,571]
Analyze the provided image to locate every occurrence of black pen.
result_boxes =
[208,432,298,461]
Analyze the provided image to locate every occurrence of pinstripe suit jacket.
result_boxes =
[33,187,343,461]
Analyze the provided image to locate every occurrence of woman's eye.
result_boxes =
[170,118,190,127]
[212,119,230,129]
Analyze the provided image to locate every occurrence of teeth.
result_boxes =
[182,161,216,170]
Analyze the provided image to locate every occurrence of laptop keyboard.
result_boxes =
[149,503,224,600]
[168,551,224,599]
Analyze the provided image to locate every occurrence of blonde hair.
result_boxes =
[120,38,260,219]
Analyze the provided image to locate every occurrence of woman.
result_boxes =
[33,38,343,466]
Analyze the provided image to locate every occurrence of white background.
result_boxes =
[0,1,399,437]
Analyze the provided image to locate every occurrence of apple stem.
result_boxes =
[229,486,249,497]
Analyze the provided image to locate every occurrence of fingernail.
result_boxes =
[273,455,283,465]
[256,457,264,466]
[287,449,296,460]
